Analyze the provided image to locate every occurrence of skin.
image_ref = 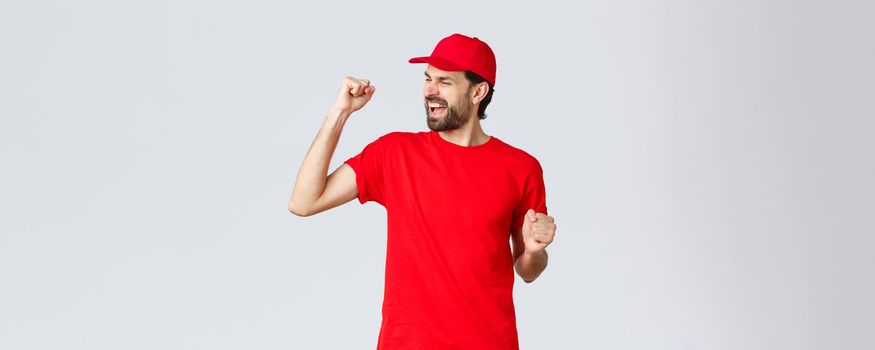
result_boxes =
[288,65,556,283]
[424,68,473,132]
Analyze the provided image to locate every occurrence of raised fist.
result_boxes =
[332,76,376,114]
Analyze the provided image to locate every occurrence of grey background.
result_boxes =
[1,0,873,349]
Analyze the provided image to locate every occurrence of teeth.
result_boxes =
[428,103,446,108]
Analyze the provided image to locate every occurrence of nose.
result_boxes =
[424,80,439,97]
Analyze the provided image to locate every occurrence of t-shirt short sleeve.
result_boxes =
[511,159,548,230]
[344,136,386,205]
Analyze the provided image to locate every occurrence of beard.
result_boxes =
[424,96,471,132]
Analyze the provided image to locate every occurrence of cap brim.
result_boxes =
[408,56,467,72]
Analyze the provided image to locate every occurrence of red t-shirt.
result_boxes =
[344,130,548,349]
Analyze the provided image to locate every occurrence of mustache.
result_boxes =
[425,96,447,105]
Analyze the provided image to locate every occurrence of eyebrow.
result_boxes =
[424,71,455,81]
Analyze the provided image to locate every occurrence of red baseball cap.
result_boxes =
[409,33,497,86]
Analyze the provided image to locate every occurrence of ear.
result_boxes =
[470,82,489,105]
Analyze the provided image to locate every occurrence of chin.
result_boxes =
[426,118,440,130]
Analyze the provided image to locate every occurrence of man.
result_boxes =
[289,33,557,349]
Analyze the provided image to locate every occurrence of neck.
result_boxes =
[437,116,489,147]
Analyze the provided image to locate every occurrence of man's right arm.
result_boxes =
[288,77,375,217]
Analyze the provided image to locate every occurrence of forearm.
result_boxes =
[515,249,548,283]
[289,108,351,214]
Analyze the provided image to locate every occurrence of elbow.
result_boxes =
[288,201,312,217]
[517,270,537,284]
[514,261,537,283]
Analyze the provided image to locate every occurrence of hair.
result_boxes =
[463,71,495,120]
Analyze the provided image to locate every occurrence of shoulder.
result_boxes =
[367,131,432,152]
[358,131,411,149]
[374,131,423,144]
[492,137,544,172]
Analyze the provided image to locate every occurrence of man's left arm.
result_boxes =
[511,209,557,283]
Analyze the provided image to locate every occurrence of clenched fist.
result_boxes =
[332,76,376,114]
[522,209,556,254]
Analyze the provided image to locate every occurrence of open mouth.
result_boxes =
[428,102,447,115]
